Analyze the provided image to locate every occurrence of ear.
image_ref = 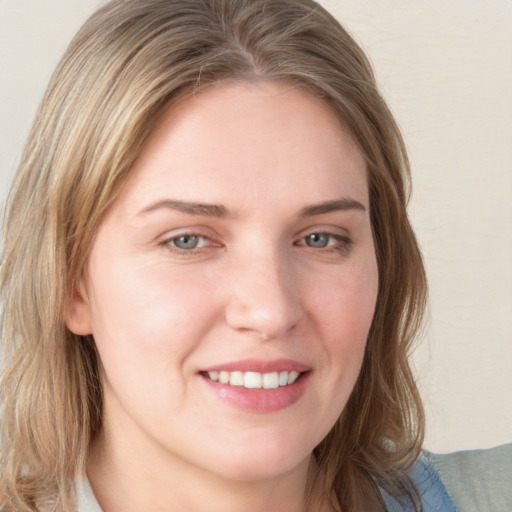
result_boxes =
[64,282,93,336]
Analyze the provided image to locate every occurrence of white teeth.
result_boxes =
[206,370,301,389]
[288,371,299,385]
[263,372,279,389]
[229,371,244,386]
[244,371,262,389]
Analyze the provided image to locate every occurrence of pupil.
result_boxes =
[307,233,328,248]
[175,235,198,249]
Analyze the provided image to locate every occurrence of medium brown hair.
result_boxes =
[0,1,426,510]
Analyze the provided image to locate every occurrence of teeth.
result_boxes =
[230,371,244,386]
[263,372,279,389]
[244,371,262,389]
[288,371,299,385]
[206,370,301,389]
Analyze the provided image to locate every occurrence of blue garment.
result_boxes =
[380,453,458,511]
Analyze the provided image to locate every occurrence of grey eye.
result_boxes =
[305,233,330,248]
[173,235,200,250]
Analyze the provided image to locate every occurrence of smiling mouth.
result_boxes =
[203,370,303,389]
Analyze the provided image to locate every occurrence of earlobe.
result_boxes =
[64,285,93,336]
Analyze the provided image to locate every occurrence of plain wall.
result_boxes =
[1,0,511,453]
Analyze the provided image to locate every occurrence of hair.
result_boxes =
[0,0,427,510]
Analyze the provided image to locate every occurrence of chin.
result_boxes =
[202,438,313,482]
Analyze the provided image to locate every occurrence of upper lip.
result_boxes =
[201,358,311,374]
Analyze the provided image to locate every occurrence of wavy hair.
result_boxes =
[0,0,426,510]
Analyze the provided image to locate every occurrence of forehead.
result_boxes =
[117,80,369,214]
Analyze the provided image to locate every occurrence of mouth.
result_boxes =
[199,360,311,412]
[202,370,303,389]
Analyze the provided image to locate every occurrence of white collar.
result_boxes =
[77,475,103,512]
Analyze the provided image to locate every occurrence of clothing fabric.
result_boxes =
[77,452,458,511]
[380,453,458,511]
[428,443,512,512]
[77,477,103,512]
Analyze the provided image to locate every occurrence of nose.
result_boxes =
[224,249,304,341]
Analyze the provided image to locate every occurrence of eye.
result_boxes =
[171,234,204,250]
[161,233,213,253]
[295,231,353,255]
[304,233,330,248]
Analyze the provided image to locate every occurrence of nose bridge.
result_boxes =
[225,243,303,340]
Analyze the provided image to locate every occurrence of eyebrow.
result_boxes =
[299,198,366,217]
[138,197,366,218]
[138,199,230,217]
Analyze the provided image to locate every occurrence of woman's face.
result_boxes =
[67,81,378,482]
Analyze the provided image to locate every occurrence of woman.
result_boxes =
[0,1,455,510]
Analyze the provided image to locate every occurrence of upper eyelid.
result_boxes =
[295,224,352,239]
[158,226,216,242]
[164,231,207,240]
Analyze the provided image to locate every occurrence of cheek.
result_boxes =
[312,256,378,375]
[84,259,218,430]
[86,254,220,374]
[85,258,224,423]
[316,258,377,334]
[298,260,377,442]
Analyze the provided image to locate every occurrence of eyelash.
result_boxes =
[159,231,353,256]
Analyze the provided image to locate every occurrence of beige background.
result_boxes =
[1,0,511,453]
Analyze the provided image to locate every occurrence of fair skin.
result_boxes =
[66,81,379,512]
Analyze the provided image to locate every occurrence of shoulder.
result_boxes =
[428,443,512,512]
[380,452,458,512]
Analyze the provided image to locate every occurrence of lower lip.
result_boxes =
[201,372,310,413]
